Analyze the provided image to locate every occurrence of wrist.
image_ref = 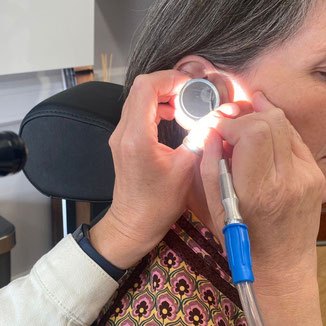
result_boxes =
[252,252,322,325]
[252,247,318,295]
[253,276,321,325]
[73,224,126,281]
[89,211,152,270]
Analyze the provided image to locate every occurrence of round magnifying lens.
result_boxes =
[175,78,221,154]
[179,78,220,121]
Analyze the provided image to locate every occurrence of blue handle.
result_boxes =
[223,223,254,285]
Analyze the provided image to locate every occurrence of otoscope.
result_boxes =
[175,78,264,326]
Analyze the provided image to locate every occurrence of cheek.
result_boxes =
[246,72,326,160]
[239,55,326,160]
[281,88,326,159]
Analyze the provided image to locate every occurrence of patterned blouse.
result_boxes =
[96,211,247,326]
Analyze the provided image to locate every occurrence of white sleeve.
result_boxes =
[0,234,119,325]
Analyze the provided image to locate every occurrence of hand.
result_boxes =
[200,91,325,284]
[90,70,198,268]
[200,92,325,324]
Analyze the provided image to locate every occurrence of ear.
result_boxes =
[174,55,234,104]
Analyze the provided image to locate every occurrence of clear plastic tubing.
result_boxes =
[236,281,264,326]
[219,159,265,326]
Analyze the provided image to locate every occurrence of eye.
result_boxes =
[316,71,326,80]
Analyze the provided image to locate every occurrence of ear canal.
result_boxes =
[175,58,234,105]
[207,72,234,105]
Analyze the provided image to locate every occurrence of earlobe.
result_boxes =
[174,55,234,104]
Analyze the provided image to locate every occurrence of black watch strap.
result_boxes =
[72,224,127,281]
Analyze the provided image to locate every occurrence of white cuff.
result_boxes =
[32,234,118,325]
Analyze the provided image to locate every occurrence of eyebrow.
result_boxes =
[310,46,326,67]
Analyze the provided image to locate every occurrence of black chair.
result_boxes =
[19,81,124,238]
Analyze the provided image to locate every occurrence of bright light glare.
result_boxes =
[231,78,249,102]
[173,94,196,130]
[217,103,237,116]
[184,113,221,151]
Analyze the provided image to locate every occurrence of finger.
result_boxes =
[217,103,240,117]
[288,124,316,163]
[223,141,233,159]
[200,130,225,236]
[201,129,223,205]
[215,101,252,119]
[124,71,190,139]
[251,92,293,175]
[253,92,313,164]
[234,100,254,117]
[201,129,224,184]
[155,104,175,125]
[209,115,276,182]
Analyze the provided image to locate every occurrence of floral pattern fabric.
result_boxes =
[96,211,247,326]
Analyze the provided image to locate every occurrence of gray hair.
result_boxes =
[125,0,315,148]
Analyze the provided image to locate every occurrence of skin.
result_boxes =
[241,0,326,176]
[90,1,326,324]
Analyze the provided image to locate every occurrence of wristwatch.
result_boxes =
[72,224,127,281]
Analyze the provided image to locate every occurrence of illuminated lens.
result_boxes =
[176,79,220,130]
[183,112,221,154]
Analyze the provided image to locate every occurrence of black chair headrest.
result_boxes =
[19,81,124,202]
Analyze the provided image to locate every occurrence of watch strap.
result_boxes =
[73,224,127,281]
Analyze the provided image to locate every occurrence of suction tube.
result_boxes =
[236,282,264,326]
[219,159,264,326]
[179,79,265,325]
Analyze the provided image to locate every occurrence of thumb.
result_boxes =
[200,129,223,203]
[200,129,226,241]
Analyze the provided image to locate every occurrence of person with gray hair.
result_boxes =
[1,0,325,325]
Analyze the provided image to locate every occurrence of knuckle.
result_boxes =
[269,108,286,122]
[313,170,326,193]
[120,136,138,154]
[108,134,116,148]
[244,120,271,141]
[132,74,149,90]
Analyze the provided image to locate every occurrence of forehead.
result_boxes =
[281,0,326,68]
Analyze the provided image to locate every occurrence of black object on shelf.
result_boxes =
[0,216,16,288]
[0,131,27,177]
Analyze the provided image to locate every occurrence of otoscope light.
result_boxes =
[176,78,221,154]
[183,111,222,154]
[175,78,220,131]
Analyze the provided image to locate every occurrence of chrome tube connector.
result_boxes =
[218,159,243,225]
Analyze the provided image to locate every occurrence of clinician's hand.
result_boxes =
[200,92,325,324]
[202,91,325,273]
[90,70,198,269]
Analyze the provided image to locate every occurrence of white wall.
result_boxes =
[0,70,64,279]
[0,0,94,76]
